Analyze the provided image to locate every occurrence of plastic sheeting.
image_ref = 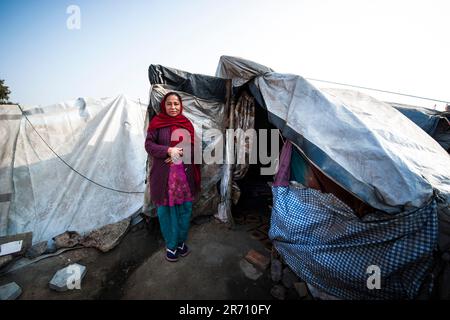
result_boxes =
[254,77,450,213]
[145,85,227,218]
[0,105,22,236]
[149,64,228,103]
[0,95,147,244]
[216,55,274,89]
[216,56,450,213]
[270,184,437,299]
[391,102,450,152]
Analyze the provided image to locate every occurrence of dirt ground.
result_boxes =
[0,216,288,300]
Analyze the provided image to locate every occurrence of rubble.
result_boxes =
[45,241,58,254]
[0,254,13,270]
[53,231,82,249]
[239,259,263,280]
[282,267,298,289]
[25,241,48,259]
[294,282,308,298]
[270,258,282,282]
[245,249,270,270]
[0,282,22,300]
[49,263,87,292]
[80,218,130,252]
[270,284,286,300]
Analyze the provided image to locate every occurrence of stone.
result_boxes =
[25,241,48,259]
[294,282,308,298]
[0,255,13,270]
[0,282,22,300]
[282,267,298,289]
[239,259,263,280]
[0,232,33,256]
[271,258,282,282]
[53,231,82,249]
[270,284,286,300]
[49,263,87,292]
[80,218,130,252]
[245,249,270,270]
[45,241,58,254]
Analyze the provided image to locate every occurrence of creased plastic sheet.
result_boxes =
[216,55,274,89]
[145,85,226,218]
[2,95,147,244]
[214,56,450,212]
[0,104,22,237]
[254,76,450,213]
[149,64,228,103]
[390,102,450,152]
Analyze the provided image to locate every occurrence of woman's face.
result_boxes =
[165,95,181,117]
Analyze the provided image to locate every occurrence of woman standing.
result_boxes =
[145,92,201,262]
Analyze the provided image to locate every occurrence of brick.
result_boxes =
[239,259,262,280]
[245,249,270,270]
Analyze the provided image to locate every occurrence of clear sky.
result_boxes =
[1,0,449,110]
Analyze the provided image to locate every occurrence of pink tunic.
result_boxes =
[155,162,193,207]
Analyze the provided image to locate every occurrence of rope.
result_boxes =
[305,78,450,104]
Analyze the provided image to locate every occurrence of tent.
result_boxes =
[390,102,450,152]
[2,55,449,299]
[0,95,147,245]
[144,55,450,299]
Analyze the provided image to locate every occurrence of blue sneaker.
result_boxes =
[166,248,178,262]
[177,243,191,257]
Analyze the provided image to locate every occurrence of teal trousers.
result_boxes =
[157,202,193,250]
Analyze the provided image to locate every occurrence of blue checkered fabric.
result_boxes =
[269,186,438,300]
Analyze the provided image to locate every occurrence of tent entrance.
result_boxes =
[231,163,274,252]
[231,97,281,250]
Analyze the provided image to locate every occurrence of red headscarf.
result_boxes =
[148,92,201,192]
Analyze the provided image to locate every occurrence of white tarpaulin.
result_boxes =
[0,94,147,244]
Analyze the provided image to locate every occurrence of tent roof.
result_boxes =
[217,56,450,213]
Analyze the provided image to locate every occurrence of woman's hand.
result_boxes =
[167,147,183,159]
